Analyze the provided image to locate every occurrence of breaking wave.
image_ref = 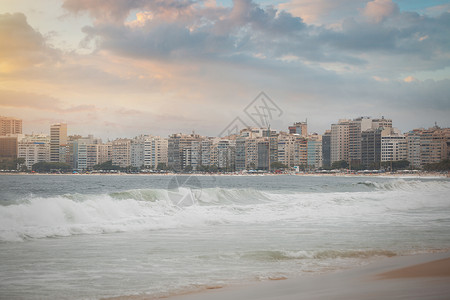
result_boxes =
[358,179,450,192]
[1,179,449,242]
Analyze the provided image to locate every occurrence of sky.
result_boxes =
[0,0,449,139]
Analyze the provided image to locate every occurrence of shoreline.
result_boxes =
[0,172,448,178]
[105,251,450,300]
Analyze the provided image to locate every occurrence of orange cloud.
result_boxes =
[362,0,399,23]
[0,13,58,73]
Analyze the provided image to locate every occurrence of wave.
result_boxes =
[1,180,449,242]
[358,179,450,192]
[0,187,274,242]
[241,249,397,261]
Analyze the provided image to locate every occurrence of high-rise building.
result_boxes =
[50,123,67,163]
[307,134,322,169]
[293,136,308,167]
[167,133,201,171]
[348,117,372,165]
[235,137,246,171]
[17,134,50,169]
[130,137,146,168]
[144,136,168,169]
[322,130,331,168]
[405,127,450,168]
[288,121,307,137]
[419,127,449,166]
[406,129,422,168]
[72,135,102,171]
[372,117,393,130]
[0,136,18,159]
[0,116,22,136]
[277,132,295,168]
[111,139,131,168]
[381,129,407,163]
[361,128,382,168]
[201,139,212,167]
[331,119,350,163]
[97,143,111,165]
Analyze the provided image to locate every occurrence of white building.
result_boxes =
[72,135,102,171]
[131,137,146,168]
[381,130,407,162]
[144,136,168,169]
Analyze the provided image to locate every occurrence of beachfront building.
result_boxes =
[17,134,50,169]
[72,135,102,171]
[361,128,382,168]
[405,126,450,168]
[235,137,246,171]
[0,136,18,160]
[419,127,449,166]
[293,135,308,167]
[277,132,295,168]
[381,130,407,163]
[406,129,422,168]
[50,123,68,163]
[111,139,131,168]
[348,117,373,165]
[212,139,235,170]
[167,133,202,171]
[322,130,331,168]
[130,136,146,168]
[307,134,322,169]
[0,116,22,136]
[97,143,111,165]
[288,121,307,137]
[143,136,168,169]
[331,119,350,164]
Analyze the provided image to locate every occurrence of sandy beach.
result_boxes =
[161,252,450,300]
[106,252,450,300]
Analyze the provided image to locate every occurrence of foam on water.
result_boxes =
[1,179,449,242]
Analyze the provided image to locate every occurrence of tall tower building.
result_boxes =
[330,119,350,164]
[288,121,307,137]
[0,116,22,136]
[50,123,68,162]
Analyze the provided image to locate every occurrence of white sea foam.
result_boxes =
[0,180,449,242]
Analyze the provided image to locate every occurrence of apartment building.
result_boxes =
[50,123,68,163]
[0,116,22,136]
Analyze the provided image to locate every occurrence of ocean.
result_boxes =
[0,174,449,299]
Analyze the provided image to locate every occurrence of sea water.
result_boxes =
[0,174,449,299]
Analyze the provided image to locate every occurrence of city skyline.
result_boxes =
[2,114,448,172]
[1,0,450,139]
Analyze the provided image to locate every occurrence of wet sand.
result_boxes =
[158,252,450,300]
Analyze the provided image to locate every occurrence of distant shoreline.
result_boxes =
[0,171,448,178]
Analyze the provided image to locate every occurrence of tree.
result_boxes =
[184,165,193,172]
[157,163,167,170]
[248,162,256,170]
[271,161,287,170]
[93,160,121,171]
[423,159,450,171]
[32,162,72,172]
[331,160,348,169]
[381,160,410,171]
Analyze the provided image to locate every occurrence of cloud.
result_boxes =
[0,13,59,72]
[278,0,366,26]
[403,75,418,83]
[62,0,199,24]
[0,89,96,113]
[362,0,399,23]
[62,0,450,77]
